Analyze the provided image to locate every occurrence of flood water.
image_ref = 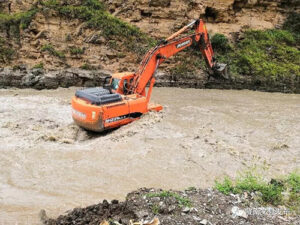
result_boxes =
[0,87,299,224]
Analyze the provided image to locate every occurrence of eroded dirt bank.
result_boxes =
[0,87,299,224]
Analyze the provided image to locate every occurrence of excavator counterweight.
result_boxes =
[72,19,227,132]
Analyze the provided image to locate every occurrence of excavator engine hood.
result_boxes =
[72,96,105,132]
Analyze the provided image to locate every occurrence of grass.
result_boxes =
[171,14,299,90]
[41,44,65,59]
[32,62,44,69]
[69,47,84,55]
[151,204,160,214]
[283,12,300,43]
[0,37,14,63]
[146,190,192,208]
[211,33,231,53]
[212,28,300,81]
[0,9,37,32]
[80,63,96,70]
[0,8,37,61]
[215,171,300,210]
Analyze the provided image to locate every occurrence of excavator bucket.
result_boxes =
[213,63,229,79]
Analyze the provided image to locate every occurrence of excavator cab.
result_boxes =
[103,72,135,95]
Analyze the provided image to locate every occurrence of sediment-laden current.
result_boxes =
[0,87,299,224]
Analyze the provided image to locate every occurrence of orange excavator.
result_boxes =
[72,19,227,132]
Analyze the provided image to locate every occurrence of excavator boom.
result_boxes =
[131,19,227,95]
[71,19,227,132]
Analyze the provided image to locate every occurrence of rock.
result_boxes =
[168,205,176,213]
[32,68,44,76]
[135,210,148,218]
[182,207,190,213]
[35,30,48,39]
[106,50,118,60]
[200,219,208,225]
[131,9,142,22]
[111,199,119,204]
[151,197,161,202]
[75,23,87,36]
[39,209,48,223]
[149,0,171,7]
[21,72,41,87]
[231,206,248,219]
[84,32,106,44]
[192,216,201,222]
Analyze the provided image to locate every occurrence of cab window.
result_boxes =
[123,79,128,93]
[111,78,120,90]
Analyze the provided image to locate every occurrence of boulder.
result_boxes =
[149,0,171,7]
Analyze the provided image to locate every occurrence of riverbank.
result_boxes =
[42,186,299,225]
[1,67,299,93]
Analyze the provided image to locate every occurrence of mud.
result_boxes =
[0,87,299,224]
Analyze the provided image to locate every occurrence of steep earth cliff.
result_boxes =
[0,0,299,92]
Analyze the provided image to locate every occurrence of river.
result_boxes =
[0,87,299,224]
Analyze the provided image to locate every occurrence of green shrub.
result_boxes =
[215,171,300,209]
[41,44,65,59]
[0,9,37,30]
[0,37,14,63]
[211,33,231,52]
[41,0,60,8]
[80,63,96,70]
[32,62,44,69]
[83,0,105,10]
[283,12,300,34]
[212,29,300,81]
[151,204,160,214]
[69,47,84,55]
[146,190,192,208]
[215,177,234,195]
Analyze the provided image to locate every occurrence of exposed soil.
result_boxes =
[0,0,297,71]
[42,188,299,225]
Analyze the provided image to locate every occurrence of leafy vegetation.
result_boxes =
[0,9,37,33]
[172,14,300,89]
[32,62,44,69]
[146,190,192,208]
[151,204,160,214]
[211,33,231,53]
[283,12,300,43]
[0,8,37,63]
[80,63,96,70]
[41,44,65,59]
[69,47,84,55]
[0,37,14,63]
[215,171,300,210]
[212,28,300,83]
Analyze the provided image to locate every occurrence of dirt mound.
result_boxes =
[42,188,299,225]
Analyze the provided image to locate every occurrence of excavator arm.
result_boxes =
[130,19,228,96]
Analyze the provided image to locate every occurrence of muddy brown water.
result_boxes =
[0,87,299,225]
